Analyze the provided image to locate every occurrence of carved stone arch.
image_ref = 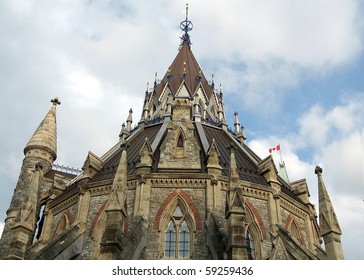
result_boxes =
[157,194,195,258]
[88,201,107,259]
[158,195,195,233]
[284,214,306,245]
[154,189,201,231]
[243,198,265,259]
[90,211,106,259]
[51,209,72,240]
[244,197,267,240]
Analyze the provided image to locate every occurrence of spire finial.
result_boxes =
[154,72,158,88]
[180,3,193,46]
[51,97,61,106]
[315,165,323,175]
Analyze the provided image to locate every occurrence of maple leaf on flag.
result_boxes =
[269,145,280,153]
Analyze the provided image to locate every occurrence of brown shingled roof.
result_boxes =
[202,124,269,186]
[91,123,162,182]
[155,42,213,99]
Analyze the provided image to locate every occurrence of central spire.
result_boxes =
[180,3,193,47]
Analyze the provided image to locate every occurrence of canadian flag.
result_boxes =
[269,145,280,153]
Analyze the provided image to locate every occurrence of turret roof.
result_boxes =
[154,41,213,99]
[24,98,60,161]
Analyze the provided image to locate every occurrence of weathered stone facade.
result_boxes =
[0,15,344,260]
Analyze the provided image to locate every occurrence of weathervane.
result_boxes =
[180,3,193,47]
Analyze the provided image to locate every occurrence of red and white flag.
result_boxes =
[269,144,280,153]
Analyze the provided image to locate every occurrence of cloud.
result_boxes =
[194,0,363,67]
[0,0,363,259]
[293,93,364,201]
[297,95,364,148]
[248,92,364,259]
[334,195,364,260]
[317,129,364,196]
[191,0,364,114]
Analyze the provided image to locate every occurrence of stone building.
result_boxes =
[0,11,343,260]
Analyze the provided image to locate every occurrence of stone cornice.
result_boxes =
[52,194,78,215]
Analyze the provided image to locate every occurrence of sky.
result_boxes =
[0,0,363,260]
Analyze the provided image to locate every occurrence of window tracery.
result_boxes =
[163,204,193,258]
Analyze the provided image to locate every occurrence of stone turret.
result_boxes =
[0,98,60,259]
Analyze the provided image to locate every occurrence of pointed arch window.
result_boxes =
[245,227,255,260]
[178,221,190,257]
[165,221,177,257]
[177,134,184,148]
[174,129,187,158]
[163,205,192,258]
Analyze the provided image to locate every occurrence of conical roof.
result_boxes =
[24,98,60,161]
[154,41,213,99]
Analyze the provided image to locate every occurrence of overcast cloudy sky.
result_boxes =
[0,0,363,260]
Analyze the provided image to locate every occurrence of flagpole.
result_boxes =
[279,144,283,164]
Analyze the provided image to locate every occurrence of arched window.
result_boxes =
[165,221,176,257]
[174,128,187,158]
[163,205,192,258]
[245,227,255,260]
[243,198,265,260]
[179,221,190,257]
[177,134,184,148]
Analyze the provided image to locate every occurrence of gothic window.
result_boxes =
[177,134,184,148]
[163,205,192,258]
[243,199,265,260]
[178,221,190,257]
[174,128,187,158]
[245,227,255,260]
[165,221,176,257]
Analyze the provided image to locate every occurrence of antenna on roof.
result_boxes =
[180,3,193,47]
